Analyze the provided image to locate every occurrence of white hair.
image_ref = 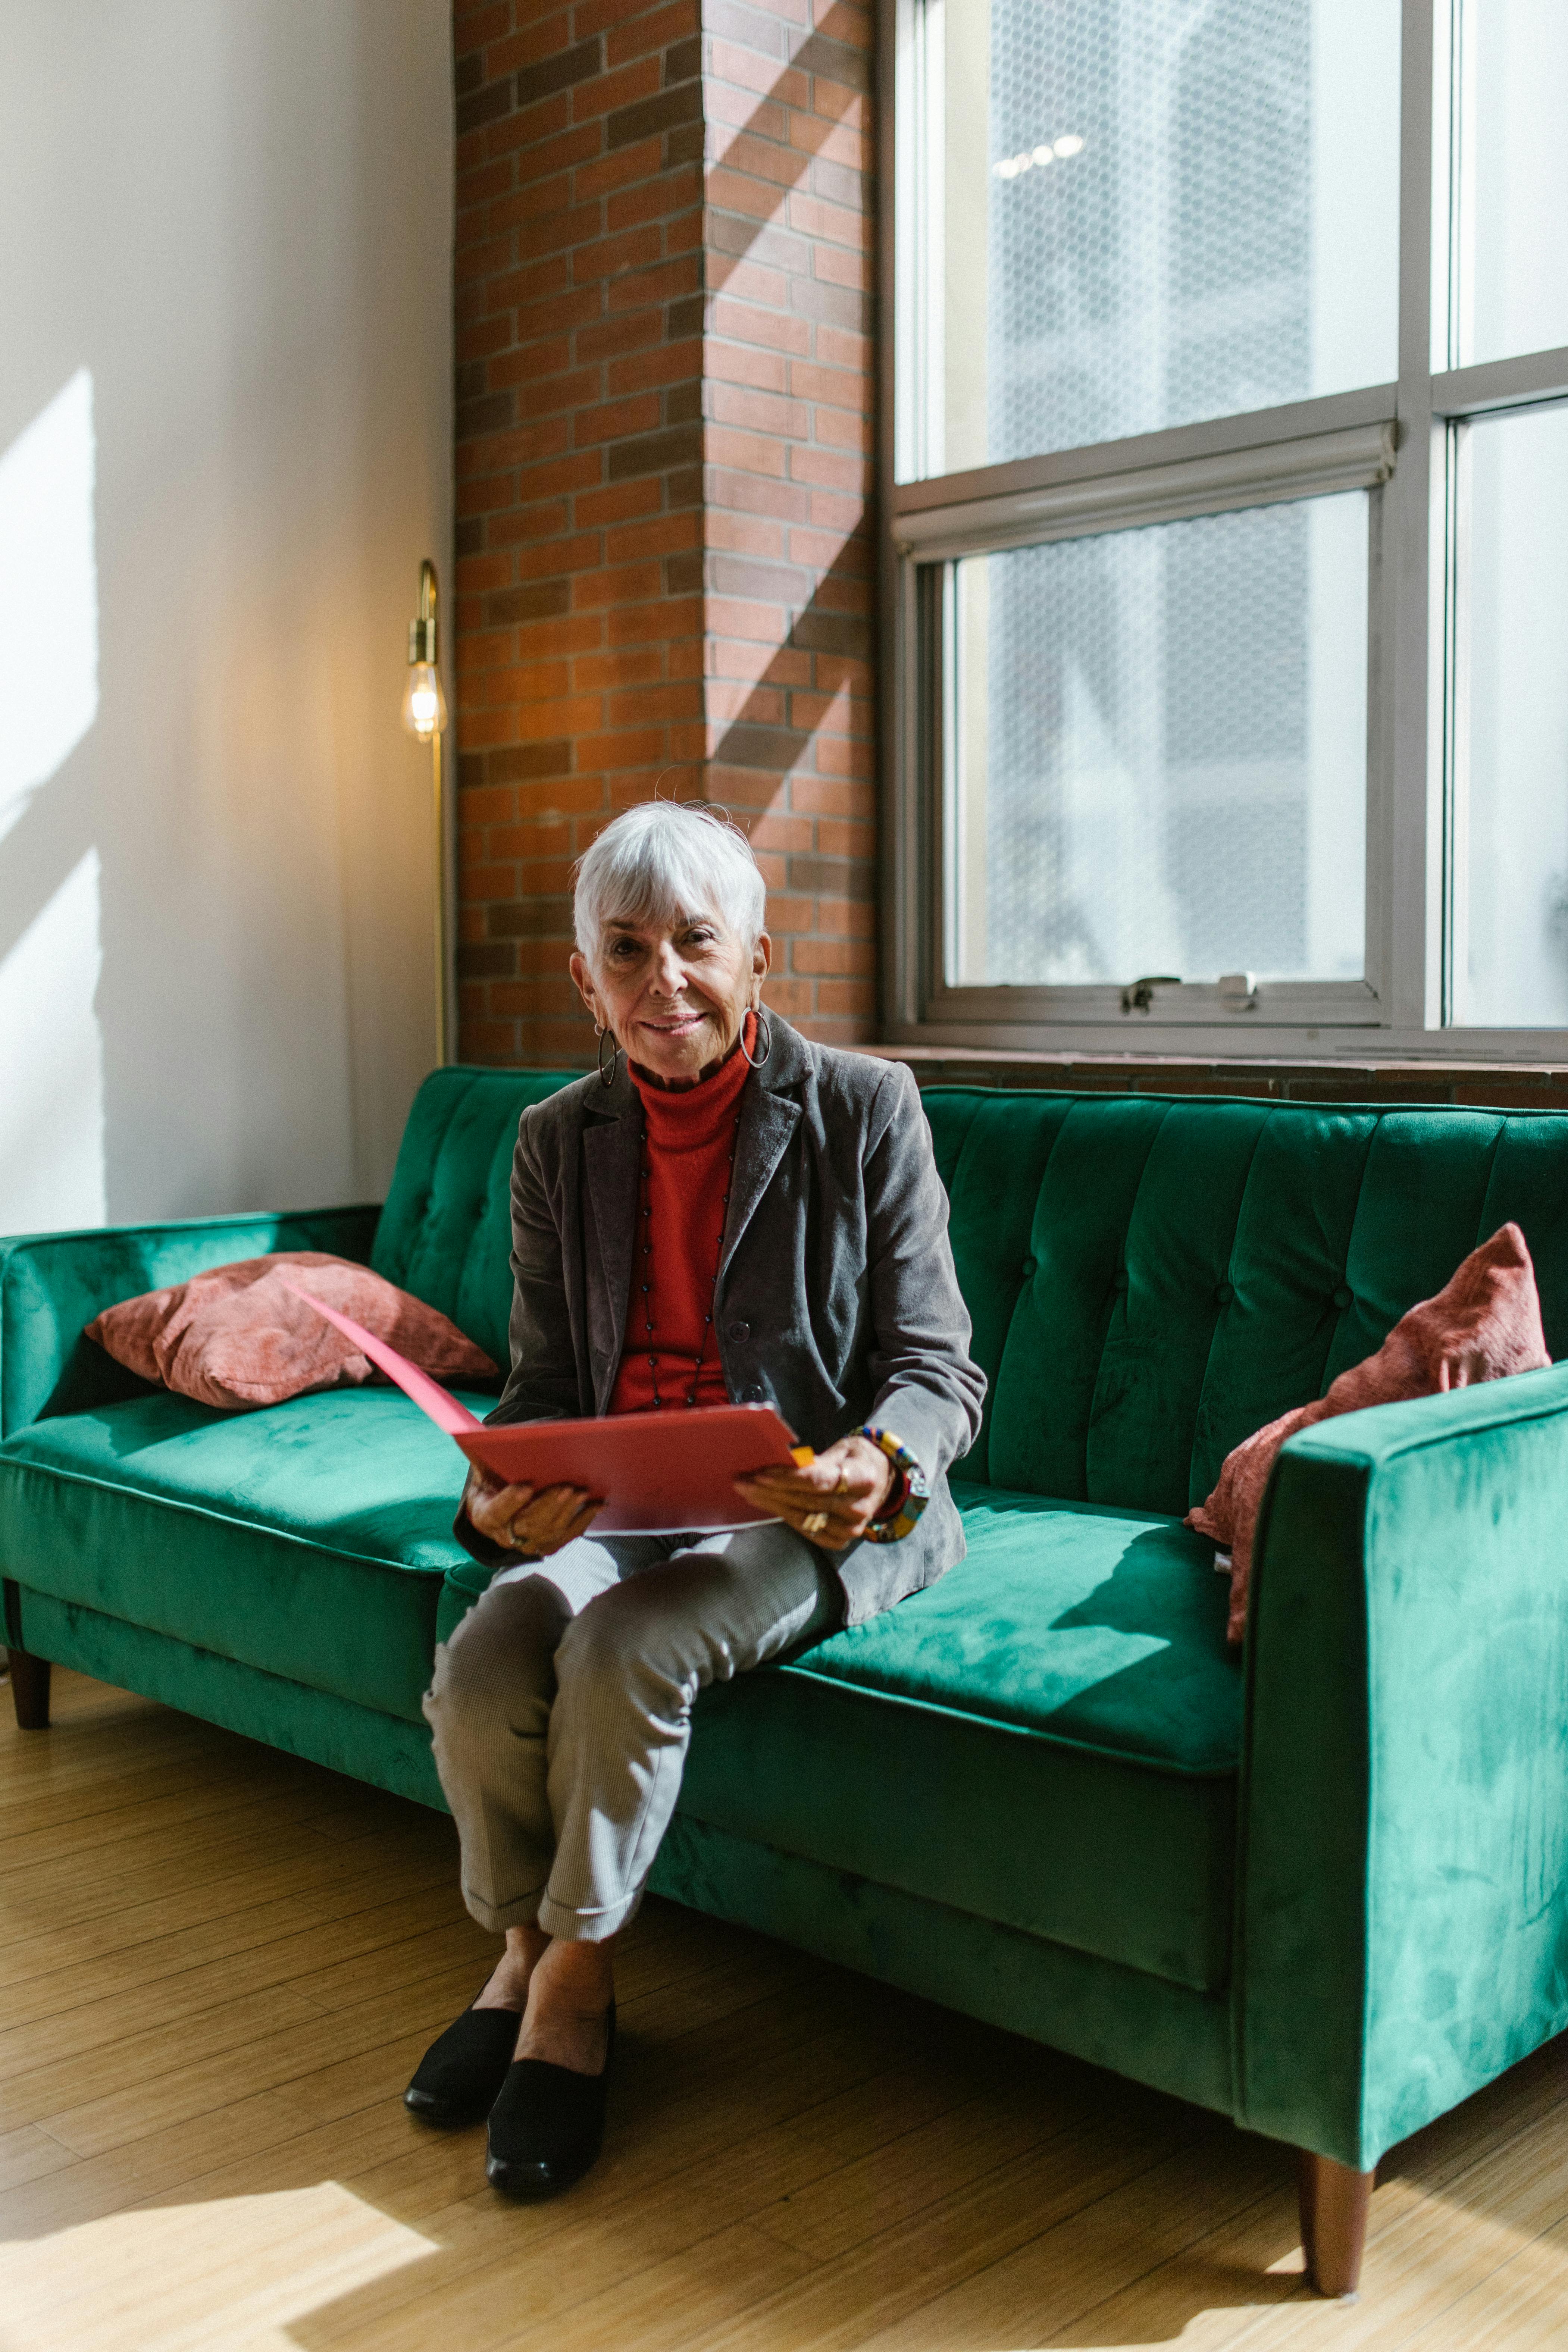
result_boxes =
[573,800,767,970]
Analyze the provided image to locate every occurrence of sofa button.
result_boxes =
[1215,1281,1233,1306]
[740,1382,765,1403]
[1020,1256,1036,1279]
[1333,1284,1352,1310]
[1113,1270,1129,1293]
[728,1319,749,1341]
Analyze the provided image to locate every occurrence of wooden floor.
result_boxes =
[2,1672,1566,2352]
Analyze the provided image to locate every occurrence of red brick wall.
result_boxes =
[451,0,877,1065]
[701,0,877,1045]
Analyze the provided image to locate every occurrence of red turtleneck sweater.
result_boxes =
[608,1015,754,1415]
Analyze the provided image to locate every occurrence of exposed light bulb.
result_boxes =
[401,660,447,740]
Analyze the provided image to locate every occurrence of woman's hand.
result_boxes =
[733,1434,893,1551]
[462,1463,601,1559]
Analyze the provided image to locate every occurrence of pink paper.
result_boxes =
[283,1282,483,1434]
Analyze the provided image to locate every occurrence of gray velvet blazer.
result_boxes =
[481,1014,986,1624]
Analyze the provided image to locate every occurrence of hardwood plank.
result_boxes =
[0,1836,455,2017]
[296,1788,439,1844]
[682,2113,1220,2352]
[0,1772,347,1881]
[0,2083,337,2239]
[0,1850,460,2026]
[311,2195,817,2352]
[754,2080,1098,2263]
[0,1723,344,1858]
[0,2118,79,2194]
[126,2100,450,2216]
[1040,2170,1310,2350]
[277,1913,495,2011]
[1400,2208,1568,2352]
[0,1795,439,1944]
[0,1740,285,1839]
[267,2113,854,2349]
[0,1725,228,1813]
[39,1668,152,1721]
[38,1959,485,2158]
[497,2219,816,2352]
[829,2125,1292,2352]
[1202,2089,1568,2352]
[1,2176,437,2352]
[0,1979,331,2136]
[0,1887,464,2052]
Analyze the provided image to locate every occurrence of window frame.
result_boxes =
[876,0,1568,1060]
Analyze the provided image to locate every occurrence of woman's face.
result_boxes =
[570,909,770,1086]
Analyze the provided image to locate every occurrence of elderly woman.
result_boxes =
[406,799,984,2198]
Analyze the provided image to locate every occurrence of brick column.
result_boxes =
[701,0,877,1044]
[452,0,877,1064]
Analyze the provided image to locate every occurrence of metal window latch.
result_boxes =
[1218,972,1259,1012]
[1120,975,1180,1014]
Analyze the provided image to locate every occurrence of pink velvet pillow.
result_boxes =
[87,1252,496,1412]
[1187,1222,1551,1645]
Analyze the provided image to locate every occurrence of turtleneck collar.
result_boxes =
[627,1011,755,1141]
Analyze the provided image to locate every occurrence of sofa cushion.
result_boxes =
[0,1388,485,1723]
[87,1251,497,1410]
[676,1482,1241,1991]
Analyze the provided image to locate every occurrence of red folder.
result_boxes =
[285,1283,800,1534]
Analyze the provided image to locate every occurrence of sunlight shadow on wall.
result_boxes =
[0,2180,435,2351]
[0,367,106,1231]
[0,846,105,1231]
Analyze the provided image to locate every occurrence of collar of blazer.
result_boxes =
[582,1011,807,1314]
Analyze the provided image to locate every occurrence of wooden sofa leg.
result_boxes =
[5,1647,51,1730]
[1298,2151,1373,2297]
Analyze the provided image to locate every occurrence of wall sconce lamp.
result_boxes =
[402,558,450,1065]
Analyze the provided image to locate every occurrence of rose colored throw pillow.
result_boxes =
[1187,1222,1551,1646]
[87,1252,497,1412]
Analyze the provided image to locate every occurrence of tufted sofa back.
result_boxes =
[376,1068,1568,1517]
[371,1068,573,1371]
[927,1090,1568,1512]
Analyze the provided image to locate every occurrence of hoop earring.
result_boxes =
[596,1024,619,1088]
[740,1009,772,1069]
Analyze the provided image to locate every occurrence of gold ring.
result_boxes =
[801,1510,829,1536]
[834,1475,851,1495]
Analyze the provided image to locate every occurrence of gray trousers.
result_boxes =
[423,1522,842,1941]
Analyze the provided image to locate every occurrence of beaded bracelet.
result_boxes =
[858,1425,930,1543]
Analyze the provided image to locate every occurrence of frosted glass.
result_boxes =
[919,0,1400,479]
[947,494,1368,989]
[1455,405,1568,1027]
[1460,1,1568,367]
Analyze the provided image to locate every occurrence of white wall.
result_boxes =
[0,0,453,1231]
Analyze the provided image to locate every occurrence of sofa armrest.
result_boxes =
[1234,1362,1568,2170]
[0,1204,381,1439]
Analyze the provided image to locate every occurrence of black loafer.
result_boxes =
[485,2002,616,2200]
[404,2001,522,2127]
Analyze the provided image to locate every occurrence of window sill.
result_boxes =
[860,1042,1568,1111]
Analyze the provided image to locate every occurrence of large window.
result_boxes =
[882,0,1568,1051]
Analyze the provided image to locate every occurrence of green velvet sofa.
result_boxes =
[6,1068,1568,2294]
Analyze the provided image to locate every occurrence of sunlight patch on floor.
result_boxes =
[0,2181,435,2352]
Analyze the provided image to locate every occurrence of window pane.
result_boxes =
[946,495,1367,988]
[1455,405,1568,1026]
[1457,3,1568,367]
[911,0,1400,479]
